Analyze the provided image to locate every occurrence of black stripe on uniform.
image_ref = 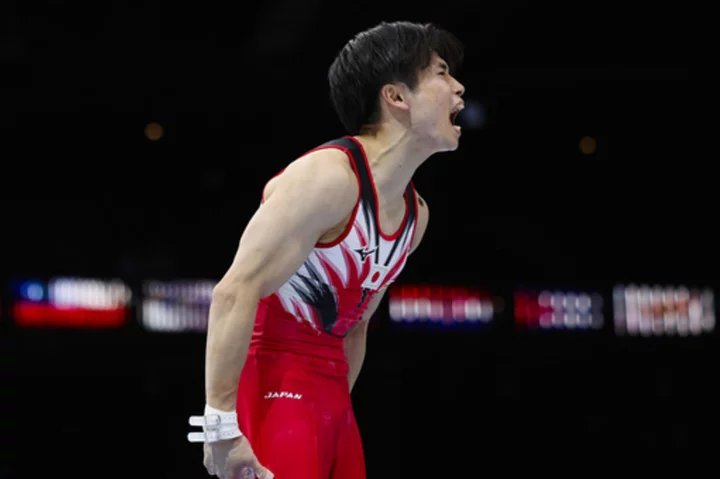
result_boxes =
[322,137,378,254]
[384,182,417,266]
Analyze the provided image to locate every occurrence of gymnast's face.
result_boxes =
[403,53,466,152]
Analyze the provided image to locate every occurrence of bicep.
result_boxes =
[217,154,357,298]
[224,204,317,298]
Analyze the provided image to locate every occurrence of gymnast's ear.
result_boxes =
[379,83,410,112]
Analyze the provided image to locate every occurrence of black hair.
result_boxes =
[328,21,464,135]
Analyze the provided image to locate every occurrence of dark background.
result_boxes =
[1,0,706,477]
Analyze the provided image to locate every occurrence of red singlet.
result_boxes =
[236,136,418,479]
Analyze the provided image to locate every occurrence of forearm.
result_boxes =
[204,285,259,411]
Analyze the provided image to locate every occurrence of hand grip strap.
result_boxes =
[187,405,243,443]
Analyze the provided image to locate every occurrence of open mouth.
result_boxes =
[449,104,463,134]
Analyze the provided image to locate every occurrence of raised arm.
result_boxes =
[205,149,358,410]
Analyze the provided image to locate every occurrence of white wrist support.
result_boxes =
[187,404,243,443]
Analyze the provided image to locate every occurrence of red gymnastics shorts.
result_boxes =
[235,348,366,479]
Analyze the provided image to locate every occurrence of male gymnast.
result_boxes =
[188,20,466,479]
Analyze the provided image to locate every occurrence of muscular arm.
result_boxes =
[344,192,430,392]
[204,150,358,411]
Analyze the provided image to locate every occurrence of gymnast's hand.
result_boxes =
[204,436,274,479]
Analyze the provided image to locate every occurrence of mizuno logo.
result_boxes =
[354,246,377,262]
[264,391,302,400]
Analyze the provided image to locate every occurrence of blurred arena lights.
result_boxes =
[140,279,216,332]
[11,277,132,328]
[579,136,597,155]
[514,289,604,330]
[388,284,498,328]
[613,284,715,337]
[144,122,164,141]
[456,98,486,130]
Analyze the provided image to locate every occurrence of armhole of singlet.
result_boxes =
[315,145,362,248]
[258,145,362,248]
[407,181,420,253]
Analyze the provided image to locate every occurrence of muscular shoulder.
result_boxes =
[263,147,359,219]
[410,192,430,254]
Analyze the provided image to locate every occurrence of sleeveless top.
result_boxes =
[250,136,418,361]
